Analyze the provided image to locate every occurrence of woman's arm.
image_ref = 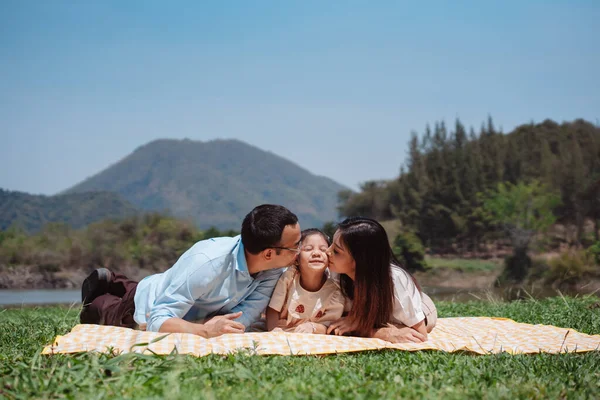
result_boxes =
[372,320,427,343]
[159,312,245,338]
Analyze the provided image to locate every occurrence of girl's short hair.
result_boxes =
[300,228,331,245]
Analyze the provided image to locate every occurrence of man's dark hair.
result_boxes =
[241,204,299,254]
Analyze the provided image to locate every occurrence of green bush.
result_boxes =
[526,256,551,282]
[320,221,337,241]
[546,250,598,285]
[587,241,600,265]
[392,232,427,272]
[498,250,532,284]
[0,214,239,274]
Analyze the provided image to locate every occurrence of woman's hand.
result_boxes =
[373,325,426,343]
[326,317,357,336]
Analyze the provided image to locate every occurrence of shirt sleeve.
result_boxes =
[267,268,296,312]
[146,253,215,332]
[231,269,283,329]
[391,267,425,327]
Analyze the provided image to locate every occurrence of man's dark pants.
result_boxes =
[80,270,139,328]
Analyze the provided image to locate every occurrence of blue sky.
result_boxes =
[1,0,598,194]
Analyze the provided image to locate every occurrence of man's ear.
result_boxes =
[263,248,274,261]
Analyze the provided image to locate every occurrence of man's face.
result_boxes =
[274,223,302,268]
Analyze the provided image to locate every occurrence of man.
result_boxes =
[80,204,301,338]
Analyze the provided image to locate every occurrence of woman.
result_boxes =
[326,217,437,343]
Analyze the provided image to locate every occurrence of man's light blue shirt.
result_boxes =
[133,235,283,332]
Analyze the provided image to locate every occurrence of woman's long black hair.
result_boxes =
[336,217,420,337]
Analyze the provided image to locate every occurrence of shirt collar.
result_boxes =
[234,235,249,273]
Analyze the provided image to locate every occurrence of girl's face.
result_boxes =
[297,233,329,273]
[327,231,356,279]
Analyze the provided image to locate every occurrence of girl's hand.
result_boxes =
[326,317,356,336]
[294,322,316,333]
[373,326,426,343]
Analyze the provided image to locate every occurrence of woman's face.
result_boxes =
[327,231,356,279]
[297,233,329,274]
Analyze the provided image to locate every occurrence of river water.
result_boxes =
[0,289,80,306]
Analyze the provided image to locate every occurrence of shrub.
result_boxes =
[498,249,532,285]
[526,256,551,282]
[0,214,243,278]
[546,250,598,285]
[392,232,427,272]
[587,241,600,265]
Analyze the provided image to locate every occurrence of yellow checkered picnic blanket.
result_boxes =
[42,317,600,356]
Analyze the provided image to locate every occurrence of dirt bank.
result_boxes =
[2,265,599,296]
[0,265,153,290]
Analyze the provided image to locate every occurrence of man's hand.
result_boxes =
[326,317,357,336]
[373,325,426,343]
[200,311,245,337]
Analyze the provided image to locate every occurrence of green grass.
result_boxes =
[425,256,501,272]
[1,297,599,399]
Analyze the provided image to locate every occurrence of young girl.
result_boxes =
[267,229,345,334]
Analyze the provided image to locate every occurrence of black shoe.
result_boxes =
[81,268,111,304]
[80,303,103,324]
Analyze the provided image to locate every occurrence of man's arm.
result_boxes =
[159,317,204,335]
[159,312,245,338]
[146,253,219,333]
[231,270,282,328]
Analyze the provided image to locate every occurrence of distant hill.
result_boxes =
[64,139,348,229]
[0,189,138,232]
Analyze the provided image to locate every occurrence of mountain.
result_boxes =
[64,139,348,229]
[0,189,138,232]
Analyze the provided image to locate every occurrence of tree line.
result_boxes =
[338,118,600,252]
[0,214,238,283]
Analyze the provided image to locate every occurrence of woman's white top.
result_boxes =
[340,265,426,327]
[389,265,425,327]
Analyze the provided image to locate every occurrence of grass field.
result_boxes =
[424,256,501,272]
[1,297,599,399]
